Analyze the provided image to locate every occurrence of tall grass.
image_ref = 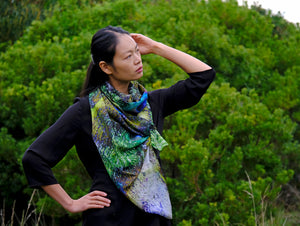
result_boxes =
[2,179,300,225]
[1,190,45,226]
[244,171,300,226]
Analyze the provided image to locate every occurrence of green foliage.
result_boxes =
[262,66,300,140]
[0,0,299,224]
[0,0,58,52]
[162,83,295,225]
[0,128,27,207]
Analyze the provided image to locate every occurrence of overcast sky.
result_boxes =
[236,0,300,24]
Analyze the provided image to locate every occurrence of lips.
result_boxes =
[136,66,143,73]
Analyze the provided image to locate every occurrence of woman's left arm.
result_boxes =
[131,33,211,73]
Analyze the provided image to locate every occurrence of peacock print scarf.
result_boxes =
[89,81,172,219]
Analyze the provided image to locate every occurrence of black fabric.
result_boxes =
[22,69,215,225]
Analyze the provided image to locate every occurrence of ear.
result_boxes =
[99,61,113,75]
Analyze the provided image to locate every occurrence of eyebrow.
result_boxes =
[123,44,138,55]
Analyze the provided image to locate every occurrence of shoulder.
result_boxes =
[51,96,90,128]
[72,96,92,127]
[73,96,90,110]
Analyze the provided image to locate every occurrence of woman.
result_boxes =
[22,26,215,225]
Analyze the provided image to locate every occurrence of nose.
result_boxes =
[134,52,141,64]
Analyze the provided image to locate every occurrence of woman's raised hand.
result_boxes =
[130,33,158,55]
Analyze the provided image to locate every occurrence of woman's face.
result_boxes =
[105,34,143,92]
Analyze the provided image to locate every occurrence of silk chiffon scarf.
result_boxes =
[89,81,172,219]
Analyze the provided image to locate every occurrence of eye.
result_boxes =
[125,54,132,59]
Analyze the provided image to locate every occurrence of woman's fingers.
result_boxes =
[69,191,111,213]
[130,33,156,55]
[90,190,107,197]
[88,191,111,207]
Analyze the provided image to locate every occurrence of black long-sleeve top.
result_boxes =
[22,69,215,225]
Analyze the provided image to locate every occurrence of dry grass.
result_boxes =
[1,189,45,226]
[244,171,300,226]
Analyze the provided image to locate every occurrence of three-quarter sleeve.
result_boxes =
[150,68,215,118]
[22,99,82,188]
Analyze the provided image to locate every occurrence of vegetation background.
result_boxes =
[0,0,299,225]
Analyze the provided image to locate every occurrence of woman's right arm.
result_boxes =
[22,98,110,212]
[42,184,110,213]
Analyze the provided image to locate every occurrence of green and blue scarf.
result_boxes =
[89,81,172,219]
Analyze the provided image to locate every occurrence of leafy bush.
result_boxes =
[0,0,58,52]
[162,83,295,224]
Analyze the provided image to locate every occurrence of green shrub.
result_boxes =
[0,128,27,208]
[162,83,295,225]
[0,0,58,51]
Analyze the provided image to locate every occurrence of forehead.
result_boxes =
[115,34,137,55]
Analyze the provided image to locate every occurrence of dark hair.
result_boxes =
[80,26,130,96]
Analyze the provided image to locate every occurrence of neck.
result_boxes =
[108,79,130,94]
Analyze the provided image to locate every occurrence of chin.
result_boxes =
[133,74,143,81]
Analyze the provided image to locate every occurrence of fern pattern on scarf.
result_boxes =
[89,81,172,219]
